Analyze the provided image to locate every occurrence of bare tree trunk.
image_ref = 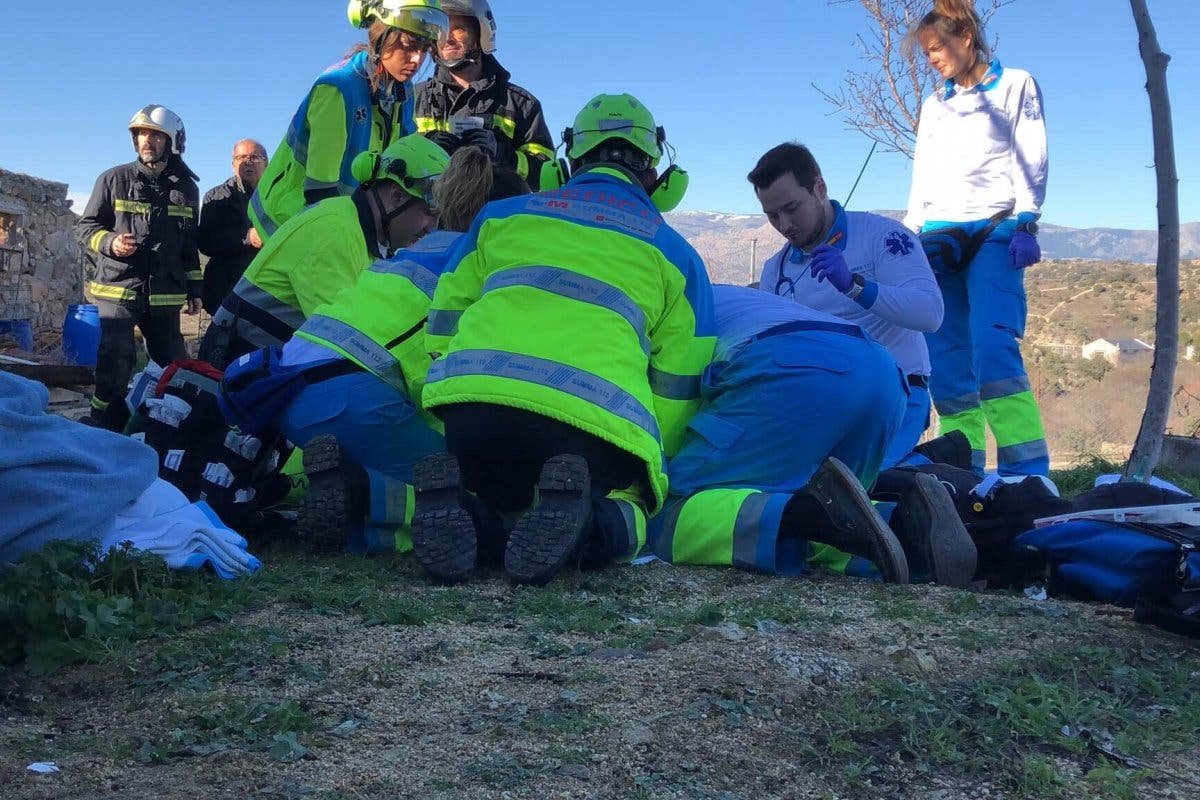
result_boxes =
[1123,0,1180,481]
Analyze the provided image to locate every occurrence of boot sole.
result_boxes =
[298,436,348,555]
[911,474,978,588]
[815,458,910,584]
[505,455,591,586]
[411,454,477,582]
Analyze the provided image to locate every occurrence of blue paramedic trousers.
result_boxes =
[281,370,445,554]
[882,383,931,469]
[923,224,1049,476]
[648,322,906,575]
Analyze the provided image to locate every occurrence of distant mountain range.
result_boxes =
[666,210,1200,284]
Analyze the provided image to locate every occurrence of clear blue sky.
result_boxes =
[2,1,1196,229]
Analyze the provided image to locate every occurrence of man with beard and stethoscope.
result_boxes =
[750,142,944,469]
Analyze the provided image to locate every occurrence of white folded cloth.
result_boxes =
[99,479,262,579]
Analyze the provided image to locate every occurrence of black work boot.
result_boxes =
[297,435,364,556]
[505,454,592,586]
[911,430,973,470]
[411,453,478,582]
[889,473,978,587]
[783,457,909,584]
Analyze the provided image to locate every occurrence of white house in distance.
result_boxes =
[1082,337,1154,365]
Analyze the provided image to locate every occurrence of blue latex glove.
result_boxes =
[808,244,854,293]
[1009,230,1041,270]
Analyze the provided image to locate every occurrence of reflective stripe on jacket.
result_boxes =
[423,169,716,513]
[215,195,376,349]
[413,55,553,187]
[295,230,461,405]
[250,51,415,238]
[74,159,201,308]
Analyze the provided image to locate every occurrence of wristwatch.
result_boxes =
[845,273,866,300]
[1017,221,1039,235]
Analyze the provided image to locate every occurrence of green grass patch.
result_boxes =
[791,641,1200,796]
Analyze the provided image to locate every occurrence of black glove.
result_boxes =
[426,131,461,155]
[457,127,498,159]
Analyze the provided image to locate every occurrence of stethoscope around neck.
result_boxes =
[773,244,802,297]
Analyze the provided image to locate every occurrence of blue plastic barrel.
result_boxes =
[62,304,101,366]
[0,318,34,352]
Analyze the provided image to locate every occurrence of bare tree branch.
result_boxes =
[817,0,1014,157]
[1123,0,1181,480]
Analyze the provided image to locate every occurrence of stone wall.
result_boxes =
[0,168,82,335]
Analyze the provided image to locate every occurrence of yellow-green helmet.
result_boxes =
[351,134,451,206]
[565,93,663,167]
[347,0,449,42]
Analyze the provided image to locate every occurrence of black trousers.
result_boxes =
[95,299,187,413]
[440,402,649,513]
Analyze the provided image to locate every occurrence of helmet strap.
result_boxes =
[370,183,417,254]
[438,49,481,71]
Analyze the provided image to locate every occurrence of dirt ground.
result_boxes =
[3,558,1199,800]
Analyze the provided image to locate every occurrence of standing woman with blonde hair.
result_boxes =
[249,0,449,239]
[905,0,1050,476]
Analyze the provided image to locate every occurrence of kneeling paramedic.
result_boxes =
[202,134,449,368]
[220,147,527,555]
[415,92,713,585]
[648,285,978,588]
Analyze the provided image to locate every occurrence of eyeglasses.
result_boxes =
[233,154,266,164]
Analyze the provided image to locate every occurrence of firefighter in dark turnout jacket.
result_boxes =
[75,104,202,429]
[413,0,554,189]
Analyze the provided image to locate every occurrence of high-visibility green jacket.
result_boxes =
[250,51,415,239]
[294,230,460,414]
[213,194,379,352]
[423,169,716,513]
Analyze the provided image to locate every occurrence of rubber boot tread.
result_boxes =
[505,455,591,586]
[411,453,477,582]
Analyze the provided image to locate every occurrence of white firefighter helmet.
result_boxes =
[128,104,186,155]
[440,0,496,54]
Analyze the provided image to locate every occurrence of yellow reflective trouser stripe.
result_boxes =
[185,270,203,281]
[149,293,187,306]
[514,149,529,179]
[91,396,109,411]
[519,142,555,160]
[666,488,758,566]
[491,115,516,138]
[937,408,988,470]
[86,280,137,302]
[415,117,451,133]
[982,390,1046,448]
[806,543,853,575]
[938,407,987,452]
[88,231,107,253]
[114,199,151,214]
[168,205,194,219]
[606,487,648,562]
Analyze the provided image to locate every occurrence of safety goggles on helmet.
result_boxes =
[564,94,663,167]
[351,134,450,210]
[348,0,449,42]
[380,161,439,210]
[557,93,689,212]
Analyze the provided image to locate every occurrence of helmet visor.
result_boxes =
[384,7,449,43]
[382,160,439,210]
[407,174,440,212]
